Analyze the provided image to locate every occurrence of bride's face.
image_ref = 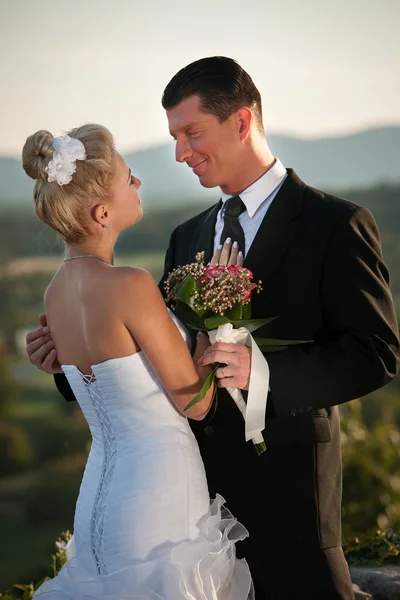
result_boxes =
[109,153,143,231]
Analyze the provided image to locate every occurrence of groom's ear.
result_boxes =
[92,203,110,228]
[237,107,252,142]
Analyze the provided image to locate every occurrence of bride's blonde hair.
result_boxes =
[22,124,115,243]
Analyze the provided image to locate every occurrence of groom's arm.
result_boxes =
[267,205,399,420]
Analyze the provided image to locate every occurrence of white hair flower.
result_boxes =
[45,135,86,185]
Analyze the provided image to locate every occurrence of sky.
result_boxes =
[1,0,399,157]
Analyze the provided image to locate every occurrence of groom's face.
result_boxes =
[166,95,242,191]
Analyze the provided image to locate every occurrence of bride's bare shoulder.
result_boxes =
[110,266,162,304]
[111,265,155,284]
[109,266,173,333]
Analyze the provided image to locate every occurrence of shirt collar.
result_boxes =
[220,158,287,218]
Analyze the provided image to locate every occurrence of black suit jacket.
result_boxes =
[55,169,399,558]
[158,169,399,555]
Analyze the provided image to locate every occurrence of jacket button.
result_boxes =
[204,425,214,436]
[289,409,297,417]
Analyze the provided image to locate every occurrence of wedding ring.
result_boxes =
[221,368,225,377]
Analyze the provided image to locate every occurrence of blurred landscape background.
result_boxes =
[1,0,399,593]
[1,127,400,590]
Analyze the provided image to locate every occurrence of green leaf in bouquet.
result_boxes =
[253,337,314,352]
[176,301,208,331]
[241,302,251,320]
[203,303,253,330]
[204,314,231,329]
[176,275,207,317]
[184,363,219,411]
[224,302,244,321]
[231,316,278,333]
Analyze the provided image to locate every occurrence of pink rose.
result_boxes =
[226,264,254,279]
[204,265,225,279]
[227,264,242,275]
[242,283,258,301]
[243,268,254,279]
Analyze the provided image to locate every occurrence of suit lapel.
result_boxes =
[244,169,306,280]
[194,200,222,264]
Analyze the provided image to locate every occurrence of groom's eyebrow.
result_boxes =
[170,121,202,138]
[127,168,131,182]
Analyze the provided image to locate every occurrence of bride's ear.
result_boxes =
[92,204,111,229]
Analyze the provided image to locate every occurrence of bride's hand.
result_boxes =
[209,239,244,268]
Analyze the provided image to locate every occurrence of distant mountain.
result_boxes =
[2,126,399,211]
[268,127,400,191]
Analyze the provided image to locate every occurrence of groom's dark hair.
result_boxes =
[162,56,264,134]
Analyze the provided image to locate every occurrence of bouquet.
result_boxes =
[165,252,310,455]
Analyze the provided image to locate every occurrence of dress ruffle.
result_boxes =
[33,495,254,600]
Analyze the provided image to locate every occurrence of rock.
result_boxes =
[351,566,400,600]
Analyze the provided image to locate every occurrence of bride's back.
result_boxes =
[45,260,140,374]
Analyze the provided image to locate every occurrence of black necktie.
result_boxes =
[220,195,246,255]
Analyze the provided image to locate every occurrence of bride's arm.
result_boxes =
[119,267,214,420]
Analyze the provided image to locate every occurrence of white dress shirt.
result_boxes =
[213,158,287,256]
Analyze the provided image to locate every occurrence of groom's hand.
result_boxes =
[26,313,63,374]
[197,342,251,390]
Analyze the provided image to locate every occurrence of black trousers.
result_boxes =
[244,546,354,600]
[191,399,355,600]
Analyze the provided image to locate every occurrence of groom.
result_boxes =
[159,57,399,599]
[27,57,399,599]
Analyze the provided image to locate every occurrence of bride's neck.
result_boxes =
[65,241,115,265]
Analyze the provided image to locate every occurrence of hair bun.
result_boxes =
[22,130,54,181]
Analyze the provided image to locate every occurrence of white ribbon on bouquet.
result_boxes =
[208,323,269,447]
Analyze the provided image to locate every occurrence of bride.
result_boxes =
[22,124,253,599]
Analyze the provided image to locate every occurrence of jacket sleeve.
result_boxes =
[158,227,177,302]
[266,206,400,420]
[54,372,76,402]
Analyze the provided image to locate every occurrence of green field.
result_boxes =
[0,515,62,590]
[1,365,88,591]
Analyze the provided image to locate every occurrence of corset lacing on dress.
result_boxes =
[81,371,117,575]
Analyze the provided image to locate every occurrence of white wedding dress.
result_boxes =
[33,311,253,599]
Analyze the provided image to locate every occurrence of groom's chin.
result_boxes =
[197,174,218,189]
